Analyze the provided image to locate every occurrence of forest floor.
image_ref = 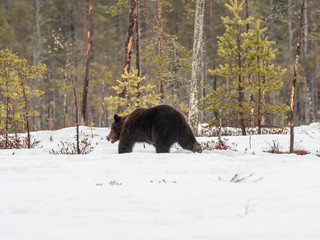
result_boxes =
[1,124,320,240]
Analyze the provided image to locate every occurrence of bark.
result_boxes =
[120,0,138,99]
[288,0,294,63]
[315,39,319,122]
[158,0,165,103]
[17,71,31,149]
[245,0,254,126]
[302,0,314,123]
[101,74,106,127]
[33,0,42,130]
[5,70,9,149]
[289,1,304,153]
[169,38,178,108]
[188,0,205,136]
[257,55,262,134]
[67,58,80,154]
[236,22,246,136]
[81,0,94,125]
[33,0,41,67]
[245,0,249,33]
[201,42,206,123]
[135,0,141,100]
[209,0,218,120]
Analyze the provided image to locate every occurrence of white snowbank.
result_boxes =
[1,124,320,240]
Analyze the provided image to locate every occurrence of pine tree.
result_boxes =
[0,49,45,148]
[105,67,160,116]
[201,0,253,134]
[244,19,289,134]
[201,0,288,134]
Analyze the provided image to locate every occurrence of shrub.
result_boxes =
[199,126,289,137]
[200,138,237,151]
[49,138,96,155]
[0,134,40,149]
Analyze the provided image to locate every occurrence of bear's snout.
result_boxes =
[192,142,202,153]
[107,134,117,143]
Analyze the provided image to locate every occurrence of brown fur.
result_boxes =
[107,105,202,154]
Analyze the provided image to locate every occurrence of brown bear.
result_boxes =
[107,105,202,154]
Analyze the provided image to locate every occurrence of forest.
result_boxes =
[2,1,320,238]
[0,0,320,136]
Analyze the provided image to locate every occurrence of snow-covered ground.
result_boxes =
[1,123,320,240]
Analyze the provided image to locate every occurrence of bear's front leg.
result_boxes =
[118,137,134,154]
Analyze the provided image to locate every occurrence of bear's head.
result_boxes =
[107,114,123,143]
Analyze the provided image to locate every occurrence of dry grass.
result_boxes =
[264,139,309,155]
[266,150,309,155]
[201,137,237,151]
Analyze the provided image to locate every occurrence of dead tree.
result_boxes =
[158,0,164,103]
[289,1,304,153]
[56,37,80,154]
[209,0,218,120]
[120,0,138,99]
[81,0,94,125]
[135,0,141,101]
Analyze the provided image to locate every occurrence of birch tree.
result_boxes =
[188,0,205,135]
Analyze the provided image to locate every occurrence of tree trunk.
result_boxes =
[289,1,304,153]
[135,0,141,101]
[33,0,42,130]
[288,0,294,63]
[5,70,9,149]
[18,72,31,149]
[209,0,218,120]
[245,0,254,127]
[236,22,246,136]
[188,0,205,136]
[120,0,138,99]
[315,38,319,122]
[67,57,80,154]
[201,41,206,123]
[302,0,314,123]
[257,55,262,134]
[158,0,165,104]
[81,0,94,125]
[33,0,41,67]
[101,76,106,127]
[245,0,249,33]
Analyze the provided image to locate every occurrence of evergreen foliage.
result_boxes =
[244,19,289,129]
[105,67,160,116]
[0,49,45,133]
[0,0,319,130]
[201,0,289,132]
[200,0,253,130]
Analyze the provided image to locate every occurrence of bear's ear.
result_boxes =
[114,114,121,122]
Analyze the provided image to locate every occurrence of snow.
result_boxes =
[1,124,320,240]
